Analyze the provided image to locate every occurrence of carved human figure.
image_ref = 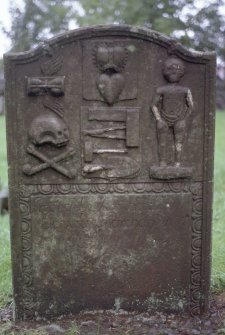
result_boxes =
[151,57,194,167]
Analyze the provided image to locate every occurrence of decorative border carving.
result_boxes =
[20,186,34,320]
[189,183,202,316]
[19,182,202,318]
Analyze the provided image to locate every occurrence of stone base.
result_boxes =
[149,166,193,180]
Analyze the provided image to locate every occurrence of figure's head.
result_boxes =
[163,57,185,83]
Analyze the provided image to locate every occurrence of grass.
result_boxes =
[0,322,81,334]
[65,322,80,335]
[0,116,11,308]
[0,324,48,335]
[212,111,225,290]
[0,112,225,310]
[0,214,11,308]
[0,116,8,188]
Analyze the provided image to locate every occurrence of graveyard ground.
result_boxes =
[0,113,225,334]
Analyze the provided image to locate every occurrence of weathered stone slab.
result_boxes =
[4,25,216,320]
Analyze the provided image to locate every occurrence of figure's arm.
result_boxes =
[151,92,163,121]
[186,89,194,118]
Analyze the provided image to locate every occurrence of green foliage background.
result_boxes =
[2,0,225,61]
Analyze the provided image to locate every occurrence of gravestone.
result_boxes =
[4,25,216,320]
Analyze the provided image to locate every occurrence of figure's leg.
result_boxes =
[174,119,186,167]
[156,120,169,167]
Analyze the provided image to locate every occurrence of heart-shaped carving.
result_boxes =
[97,73,125,105]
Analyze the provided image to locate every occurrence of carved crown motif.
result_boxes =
[94,44,128,73]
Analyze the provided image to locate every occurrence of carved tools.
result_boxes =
[83,164,113,173]
[83,126,126,139]
[84,141,128,162]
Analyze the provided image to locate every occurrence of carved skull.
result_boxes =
[95,44,128,73]
[28,115,69,147]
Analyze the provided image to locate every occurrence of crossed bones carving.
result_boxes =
[23,144,76,179]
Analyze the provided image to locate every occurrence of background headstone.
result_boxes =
[4,25,216,320]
